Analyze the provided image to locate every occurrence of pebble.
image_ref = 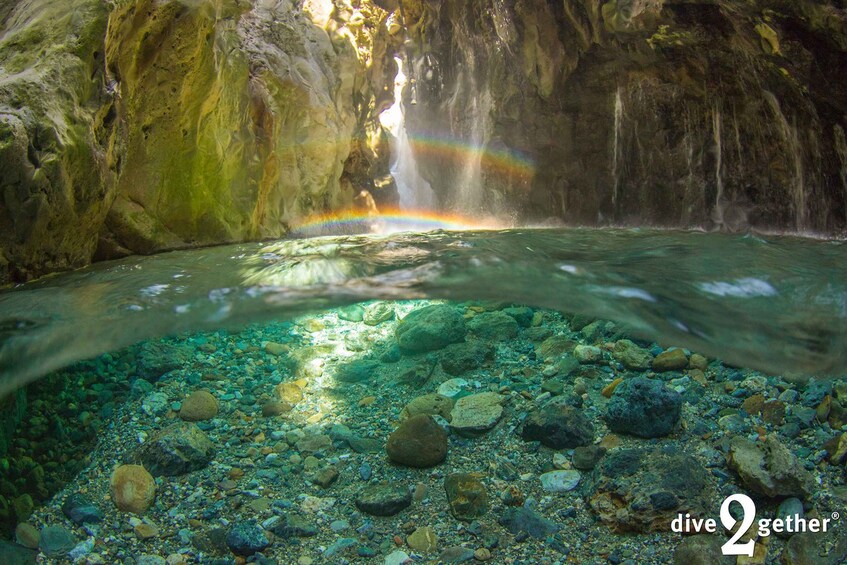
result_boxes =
[574,344,603,364]
[498,507,559,539]
[445,473,489,521]
[110,464,157,513]
[384,550,411,565]
[438,378,469,398]
[775,497,804,539]
[134,523,160,539]
[611,340,652,369]
[438,546,476,563]
[61,493,104,525]
[539,470,581,492]
[136,422,215,476]
[652,348,688,372]
[324,537,357,558]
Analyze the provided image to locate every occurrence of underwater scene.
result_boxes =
[2,0,847,564]
[0,228,846,564]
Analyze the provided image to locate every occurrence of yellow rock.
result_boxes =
[755,23,780,55]
[265,342,289,356]
[110,465,156,514]
[407,526,438,553]
[276,382,304,405]
[179,390,218,422]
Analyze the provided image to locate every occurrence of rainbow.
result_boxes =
[406,133,536,179]
[290,208,507,237]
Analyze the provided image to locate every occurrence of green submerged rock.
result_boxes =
[395,305,466,353]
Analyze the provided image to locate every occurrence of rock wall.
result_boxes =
[0,0,397,283]
[401,0,847,233]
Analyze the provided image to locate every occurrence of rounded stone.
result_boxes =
[652,348,688,372]
[395,305,467,353]
[261,400,292,417]
[467,311,519,341]
[15,522,40,549]
[407,526,438,553]
[386,414,448,468]
[673,534,733,565]
[612,339,653,370]
[540,470,581,492]
[39,525,76,558]
[178,390,218,422]
[110,464,156,514]
[400,394,455,422]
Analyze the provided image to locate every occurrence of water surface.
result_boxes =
[2,228,845,396]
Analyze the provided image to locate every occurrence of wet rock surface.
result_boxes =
[135,422,215,477]
[589,447,714,532]
[355,484,412,517]
[386,414,448,468]
[727,436,816,498]
[606,377,682,438]
[521,396,594,448]
[395,305,467,352]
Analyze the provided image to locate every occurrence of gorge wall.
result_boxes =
[401,0,847,232]
[1,0,847,284]
[0,0,399,284]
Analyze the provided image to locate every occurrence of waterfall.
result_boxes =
[711,106,724,223]
[380,57,435,210]
[763,91,806,229]
[612,88,624,214]
[453,88,493,214]
[835,125,847,224]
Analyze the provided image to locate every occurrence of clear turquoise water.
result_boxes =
[2,227,845,396]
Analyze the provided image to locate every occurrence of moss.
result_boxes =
[755,22,781,55]
[646,25,696,50]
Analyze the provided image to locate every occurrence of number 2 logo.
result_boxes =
[720,493,757,556]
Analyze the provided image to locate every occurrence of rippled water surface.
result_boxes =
[2,228,846,395]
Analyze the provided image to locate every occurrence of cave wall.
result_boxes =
[401,0,847,233]
[0,0,398,283]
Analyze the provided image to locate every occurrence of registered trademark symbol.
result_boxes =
[832,512,840,520]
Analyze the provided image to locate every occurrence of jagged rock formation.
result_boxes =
[0,0,398,284]
[401,0,847,232]
[2,0,847,283]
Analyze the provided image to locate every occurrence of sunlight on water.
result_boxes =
[1,228,845,398]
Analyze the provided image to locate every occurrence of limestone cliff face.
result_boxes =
[401,0,847,232]
[0,0,396,283]
[0,0,114,283]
